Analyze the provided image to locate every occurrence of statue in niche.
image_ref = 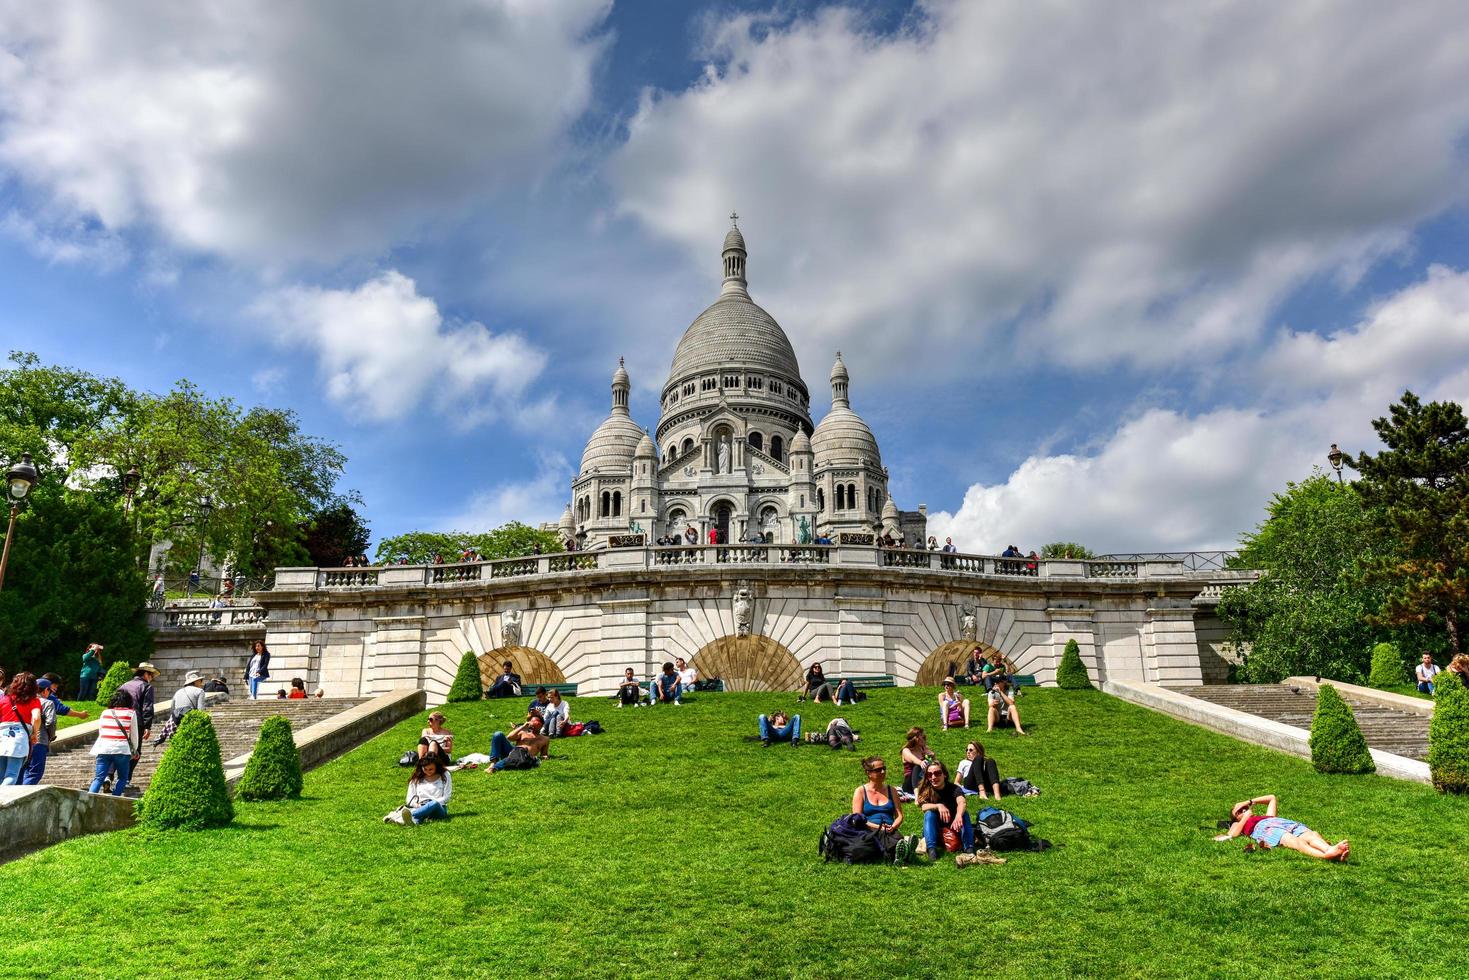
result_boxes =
[733,587,754,637]
[959,605,977,642]
[718,438,731,474]
[500,609,523,648]
[797,516,812,544]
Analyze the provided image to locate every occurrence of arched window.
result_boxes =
[817,487,825,511]
[681,437,694,455]
[613,491,622,517]
[667,507,686,525]
[600,491,610,518]
[667,444,676,461]
[770,435,783,461]
[748,432,763,453]
[847,484,857,511]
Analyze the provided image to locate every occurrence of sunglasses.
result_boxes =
[927,771,945,779]
[867,765,886,773]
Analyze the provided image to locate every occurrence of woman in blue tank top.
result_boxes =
[852,756,904,832]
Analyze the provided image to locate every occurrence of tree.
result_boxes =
[1041,542,1096,559]
[1428,679,1469,794]
[1055,639,1094,689]
[237,716,305,801]
[1308,684,1375,775]
[1367,642,1406,689]
[446,651,485,702]
[95,661,135,708]
[136,711,234,830]
[1352,391,1469,655]
[375,522,563,564]
[301,502,371,568]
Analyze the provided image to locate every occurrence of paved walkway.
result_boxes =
[42,697,371,796]
[1175,684,1430,760]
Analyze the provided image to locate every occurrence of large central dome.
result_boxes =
[668,294,802,382]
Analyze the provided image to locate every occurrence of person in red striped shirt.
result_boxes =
[88,691,141,796]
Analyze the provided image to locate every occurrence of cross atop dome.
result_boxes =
[729,210,739,226]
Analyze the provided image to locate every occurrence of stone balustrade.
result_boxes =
[149,603,267,630]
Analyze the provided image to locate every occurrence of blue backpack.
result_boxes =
[976,806,1032,851]
[819,813,886,864]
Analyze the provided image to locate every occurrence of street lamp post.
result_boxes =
[192,495,214,598]
[1327,443,1345,484]
[0,452,40,592]
[122,466,141,511]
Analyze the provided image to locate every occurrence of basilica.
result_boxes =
[560,220,927,549]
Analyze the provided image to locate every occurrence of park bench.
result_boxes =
[838,675,896,690]
[522,682,578,697]
[1014,675,1038,687]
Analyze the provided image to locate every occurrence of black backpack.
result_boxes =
[976,807,1032,851]
[500,746,539,770]
[819,813,886,864]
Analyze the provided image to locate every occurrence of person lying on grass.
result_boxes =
[987,676,1027,736]
[759,709,801,747]
[385,756,452,825]
[939,677,971,730]
[487,711,549,762]
[917,760,975,860]
[1214,794,1350,861]
[956,741,1001,799]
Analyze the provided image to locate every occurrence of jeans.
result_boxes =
[78,675,99,702]
[650,679,682,703]
[411,800,448,824]
[0,754,25,786]
[923,809,975,853]
[1419,681,1435,694]
[490,731,514,761]
[19,743,50,785]
[248,675,262,699]
[89,754,133,795]
[758,714,801,742]
[835,680,857,703]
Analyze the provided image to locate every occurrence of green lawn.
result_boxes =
[3,689,1466,978]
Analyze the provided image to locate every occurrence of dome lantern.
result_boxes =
[721,211,747,296]
[830,352,850,409]
[611,357,630,415]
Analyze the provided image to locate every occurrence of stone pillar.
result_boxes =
[835,591,886,678]
[594,597,647,697]
[1046,607,1096,686]
[1144,605,1204,687]
[369,615,426,696]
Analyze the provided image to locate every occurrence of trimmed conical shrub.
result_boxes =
[136,711,234,829]
[1056,639,1094,690]
[95,661,133,708]
[1429,676,1469,794]
[446,650,484,703]
[236,715,304,801]
[1367,642,1405,689]
[1309,683,1375,774]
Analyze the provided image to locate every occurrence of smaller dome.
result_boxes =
[830,351,849,382]
[723,224,746,252]
[882,495,899,521]
[579,414,643,476]
[636,430,655,457]
[812,407,881,468]
[789,429,811,453]
[612,356,629,388]
[559,503,575,534]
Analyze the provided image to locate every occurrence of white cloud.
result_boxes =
[251,270,546,423]
[0,0,611,263]
[0,209,127,269]
[438,452,572,532]
[927,265,1469,553]
[612,0,1469,375]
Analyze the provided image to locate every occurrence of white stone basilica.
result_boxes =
[563,220,927,549]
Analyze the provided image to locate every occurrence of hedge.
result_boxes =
[94,661,133,708]
[237,715,304,801]
[446,650,484,703]
[1308,683,1375,775]
[136,710,234,830]
[1056,639,1094,690]
[1429,676,1469,794]
[1367,642,1405,689]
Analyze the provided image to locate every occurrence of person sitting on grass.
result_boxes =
[675,657,698,693]
[541,689,570,738]
[917,760,975,860]
[650,662,682,706]
[758,709,801,747]
[489,711,549,764]
[801,662,834,703]
[987,676,1027,735]
[851,755,915,864]
[1214,794,1349,861]
[527,686,551,718]
[939,677,971,730]
[955,741,1002,799]
[288,677,308,699]
[981,653,1013,692]
[487,661,522,699]
[616,668,645,707]
[385,756,452,825]
[834,677,859,705]
[418,711,453,764]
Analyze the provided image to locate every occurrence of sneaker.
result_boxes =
[674,699,681,706]
[955,852,978,869]
[383,806,407,825]
[973,848,1006,865]
[892,835,913,866]
[616,703,623,709]
[761,738,771,748]
[926,847,940,862]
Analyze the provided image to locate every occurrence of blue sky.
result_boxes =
[3,0,1469,554]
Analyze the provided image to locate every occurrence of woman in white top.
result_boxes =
[89,691,141,796]
[541,690,571,738]
[385,757,452,824]
[417,711,454,763]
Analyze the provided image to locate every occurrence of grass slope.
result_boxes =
[3,689,1467,978]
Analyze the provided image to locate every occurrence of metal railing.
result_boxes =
[1095,551,1238,572]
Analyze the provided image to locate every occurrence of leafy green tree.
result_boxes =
[1351,391,1469,655]
[1367,642,1406,689]
[1428,678,1469,794]
[1308,684,1375,775]
[1041,542,1097,559]
[136,711,234,830]
[375,522,563,564]
[301,502,372,568]
[95,660,135,708]
[0,488,152,682]
[237,716,304,801]
[446,651,485,702]
[1055,639,1094,689]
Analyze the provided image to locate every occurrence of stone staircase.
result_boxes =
[42,697,372,796]
[1175,684,1430,761]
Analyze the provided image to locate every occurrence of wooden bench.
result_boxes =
[839,675,896,690]
[1013,675,1038,687]
[522,682,579,697]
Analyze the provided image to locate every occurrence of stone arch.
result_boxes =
[916,639,1002,686]
[690,635,804,692]
[478,646,566,688]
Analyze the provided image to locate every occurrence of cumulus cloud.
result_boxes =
[252,270,546,423]
[0,0,611,262]
[612,0,1469,375]
[927,265,1469,553]
[437,452,572,532]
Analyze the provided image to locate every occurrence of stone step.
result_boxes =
[1176,685,1431,762]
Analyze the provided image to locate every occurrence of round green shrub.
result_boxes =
[94,660,133,708]
[446,650,484,703]
[1308,683,1376,775]
[1367,642,1405,689]
[237,715,304,801]
[1429,676,1469,794]
[1056,639,1094,690]
[136,710,234,830]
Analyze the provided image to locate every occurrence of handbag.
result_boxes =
[942,827,962,853]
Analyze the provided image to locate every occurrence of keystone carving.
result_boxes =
[959,604,977,642]
[501,608,523,648]
[733,586,754,638]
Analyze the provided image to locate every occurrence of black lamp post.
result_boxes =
[193,495,214,597]
[1327,443,1344,484]
[0,452,39,592]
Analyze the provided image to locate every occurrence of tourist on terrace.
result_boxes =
[942,537,957,554]
[385,756,452,825]
[154,670,208,746]
[488,661,522,699]
[917,760,975,860]
[939,678,971,730]
[1416,653,1440,694]
[22,675,88,785]
[418,711,454,764]
[684,525,698,545]
[1215,794,1349,861]
[801,662,834,703]
[245,639,271,700]
[88,690,141,796]
[616,668,644,707]
[288,677,308,699]
[650,662,682,706]
[955,741,1001,799]
[851,755,915,864]
[987,677,1027,735]
[118,663,158,742]
[0,672,43,786]
[676,657,698,693]
[927,536,938,550]
[899,726,933,800]
[758,708,801,747]
[541,689,571,737]
[79,643,104,702]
